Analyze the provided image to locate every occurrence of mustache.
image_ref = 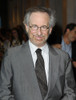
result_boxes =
[33,34,44,37]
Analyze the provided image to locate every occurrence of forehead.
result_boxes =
[29,12,50,24]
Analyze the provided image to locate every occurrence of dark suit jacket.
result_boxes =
[72,41,76,61]
[72,41,76,81]
[0,41,76,100]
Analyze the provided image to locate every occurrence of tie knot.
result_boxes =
[36,49,42,54]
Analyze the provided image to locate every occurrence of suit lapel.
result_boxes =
[21,42,60,99]
[47,47,60,96]
[21,42,42,100]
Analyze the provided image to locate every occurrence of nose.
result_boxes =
[37,27,42,35]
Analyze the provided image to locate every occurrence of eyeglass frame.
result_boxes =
[29,24,49,31]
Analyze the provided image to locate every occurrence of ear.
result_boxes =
[25,24,29,33]
[67,29,70,32]
[49,27,52,35]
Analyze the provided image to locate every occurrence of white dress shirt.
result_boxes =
[29,40,49,84]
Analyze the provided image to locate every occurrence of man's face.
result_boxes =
[25,12,52,47]
[68,27,76,42]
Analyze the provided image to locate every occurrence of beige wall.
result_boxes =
[67,0,76,24]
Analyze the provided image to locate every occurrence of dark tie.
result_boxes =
[35,49,48,99]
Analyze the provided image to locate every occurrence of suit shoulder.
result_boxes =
[4,45,23,57]
[9,45,22,52]
[52,46,70,59]
[4,41,29,57]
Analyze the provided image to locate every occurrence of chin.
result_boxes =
[35,42,45,47]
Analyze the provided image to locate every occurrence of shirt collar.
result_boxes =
[29,40,49,54]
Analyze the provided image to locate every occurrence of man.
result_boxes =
[62,23,76,58]
[0,7,76,100]
[52,23,76,81]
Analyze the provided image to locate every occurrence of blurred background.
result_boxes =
[0,0,76,31]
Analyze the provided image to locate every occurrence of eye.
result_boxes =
[42,25,47,28]
[41,25,49,30]
[32,25,38,29]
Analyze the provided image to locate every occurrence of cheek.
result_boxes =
[72,34,76,38]
[28,30,36,40]
[45,32,50,38]
[75,34,76,38]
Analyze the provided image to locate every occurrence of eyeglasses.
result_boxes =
[29,25,49,31]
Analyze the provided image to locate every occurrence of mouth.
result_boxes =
[34,35,44,40]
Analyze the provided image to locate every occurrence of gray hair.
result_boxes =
[23,6,56,28]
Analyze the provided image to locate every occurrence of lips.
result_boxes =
[34,35,44,40]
